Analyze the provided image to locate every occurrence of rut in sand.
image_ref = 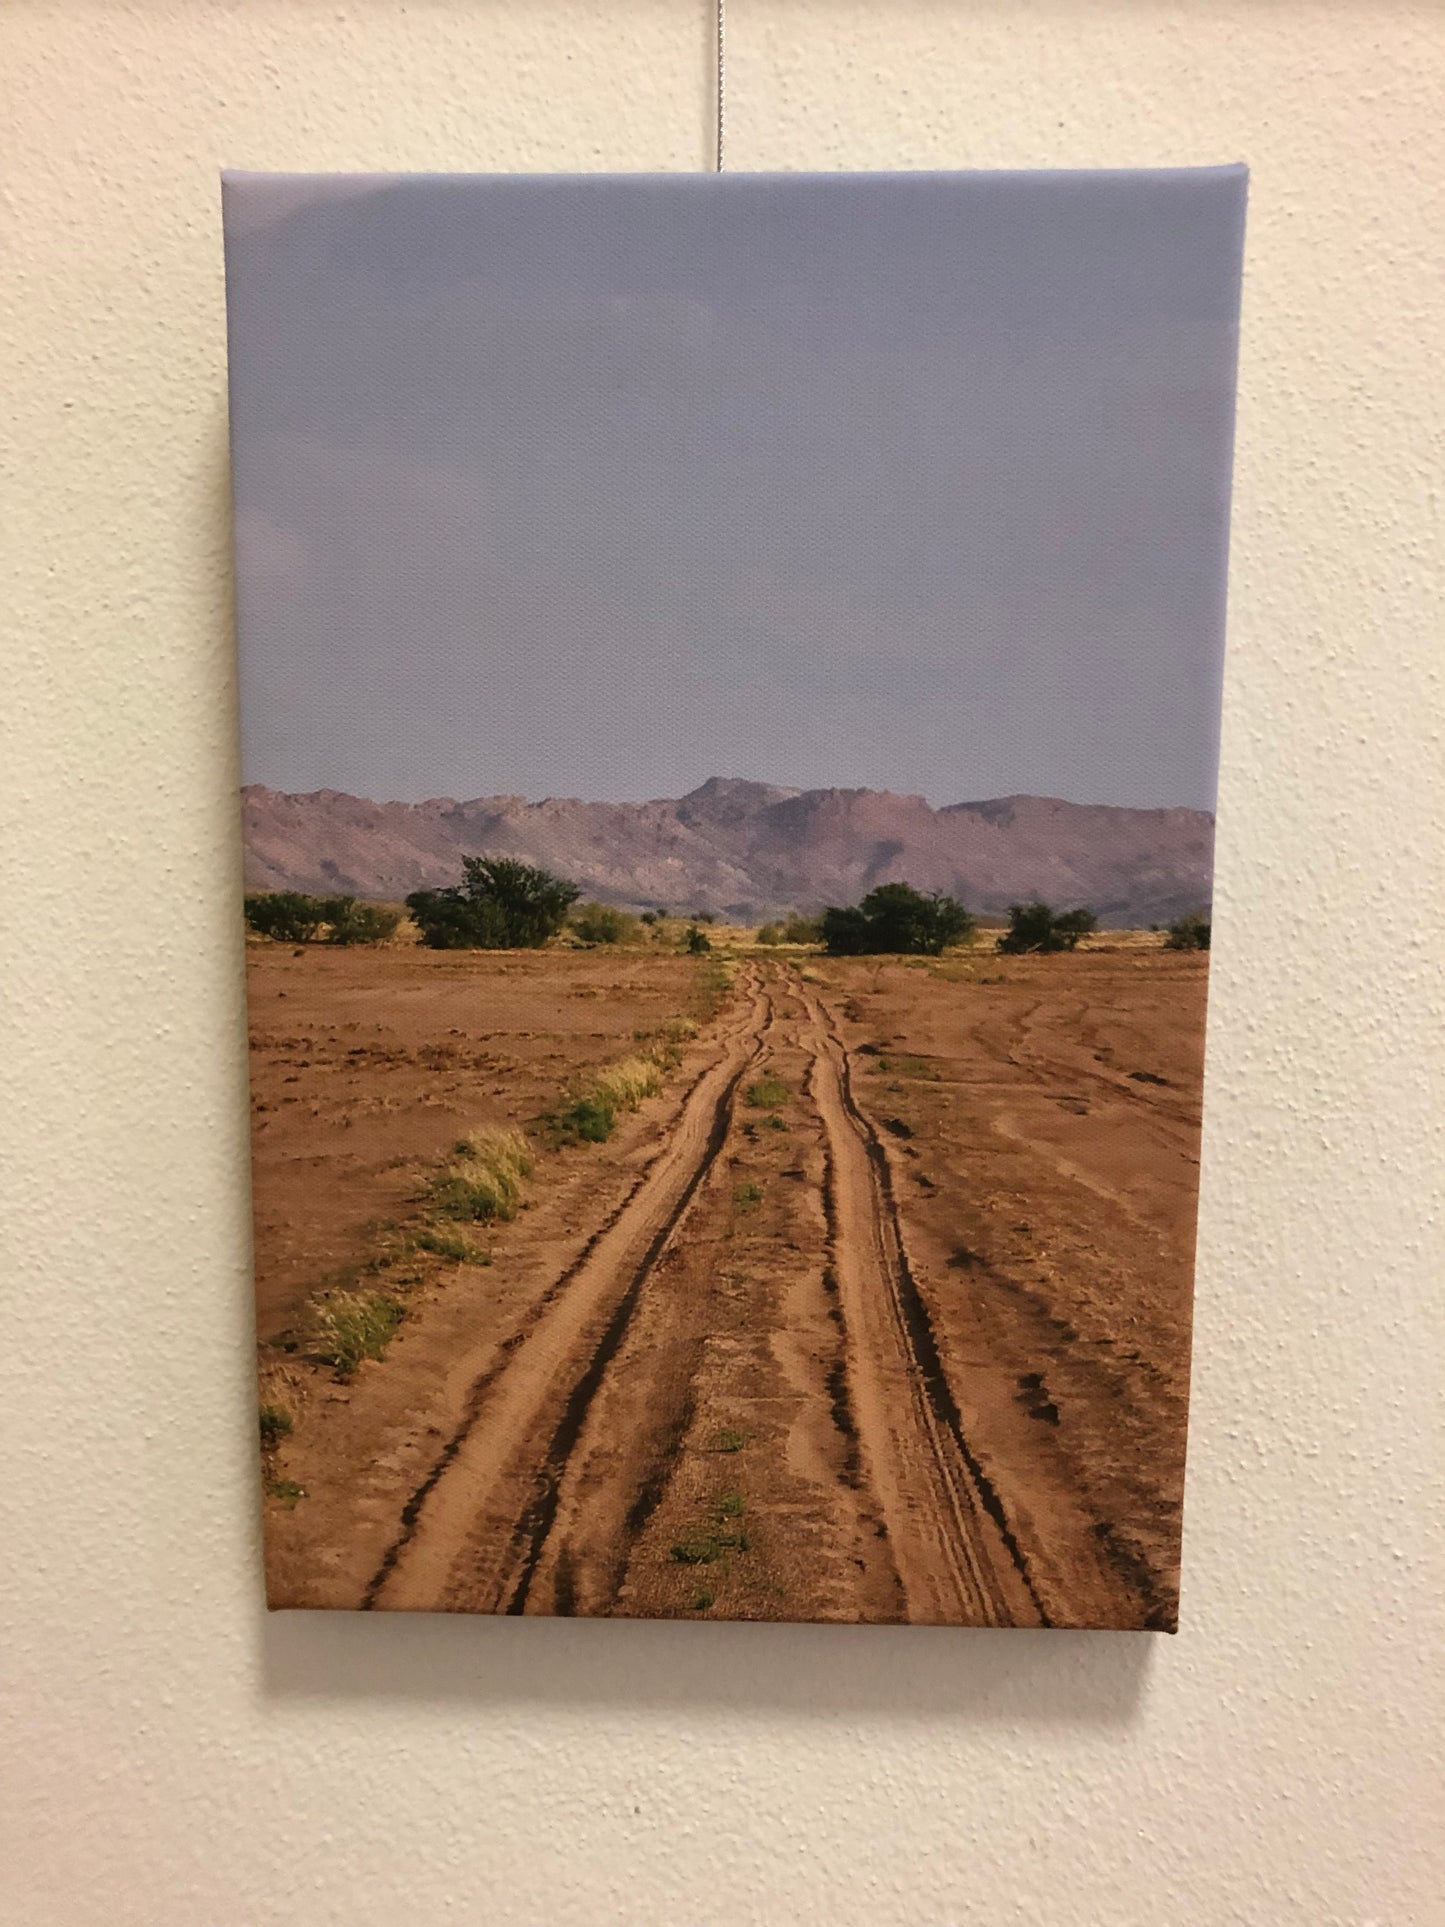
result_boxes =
[364,960,1048,1624]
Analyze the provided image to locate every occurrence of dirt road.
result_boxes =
[361,963,1067,1624]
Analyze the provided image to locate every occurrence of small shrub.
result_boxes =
[573,902,640,945]
[556,1092,616,1143]
[782,914,823,945]
[683,923,712,955]
[265,1477,306,1507]
[322,896,402,945]
[734,1180,763,1212]
[554,1052,667,1146]
[997,902,1098,954]
[670,1530,747,1565]
[244,892,399,945]
[244,892,325,944]
[429,1128,532,1222]
[756,922,784,946]
[709,1427,746,1453]
[746,1075,790,1110]
[1164,911,1211,951]
[594,1056,664,1111]
[258,1403,292,1451]
[313,1291,405,1375]
[411,1228,489,1264]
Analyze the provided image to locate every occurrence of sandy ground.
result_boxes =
[254,940,1208,1629]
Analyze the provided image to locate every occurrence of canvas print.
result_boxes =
[225,168,1246,1628]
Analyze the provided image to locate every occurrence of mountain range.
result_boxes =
[241,778,1214,927]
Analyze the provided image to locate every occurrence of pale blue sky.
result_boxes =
[224,168,1245,810]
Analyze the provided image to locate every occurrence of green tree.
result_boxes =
[997,901,1098,954]
[406,856,580,950]
[820,882,975,957]
[1164,911,1211,951]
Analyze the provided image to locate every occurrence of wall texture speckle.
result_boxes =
[2,5,1441,1924]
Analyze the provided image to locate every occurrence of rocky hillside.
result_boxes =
[241,777,1214,927]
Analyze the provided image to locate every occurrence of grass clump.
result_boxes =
[746,1074,790,1110]
[312,1290,405,1375]
[265,1476,305,1507]
[596,1056,665,1110]
[555,1092,618,1143]
[410,1227,491,1265]
[709,1427,747,1454]
[258,1403,292,1451]
[734,1180,763,1213]
[672,1496,748,1566]
[554,1053,667,1146]
[429,1128,532,1222]
[671,1529,748,1565]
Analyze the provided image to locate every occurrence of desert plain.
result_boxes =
[250,927,1206,1630]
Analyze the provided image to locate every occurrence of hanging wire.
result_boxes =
[715,0,726,171]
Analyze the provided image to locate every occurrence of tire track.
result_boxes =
[364,968,772,1613]
[794,971,1049,1626]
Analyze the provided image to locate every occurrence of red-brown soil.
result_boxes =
[254,939,1208,1630]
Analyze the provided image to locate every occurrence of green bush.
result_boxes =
[684,923,712,955]
[1164,911,1211,951]
[407,856,580,950]
[997,902,1098,954]
[756,922,784,946]
[821,883,974,957]
[556,1092,617,1143]
[244,891,399,945]
[782,914,823,945]
[321,896,401,945]
[573,902,639,945]
[244,892,326,943]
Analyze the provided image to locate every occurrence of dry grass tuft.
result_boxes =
[428,1127,532,1223]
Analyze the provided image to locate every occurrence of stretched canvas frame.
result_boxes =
[226,167,1246,1628]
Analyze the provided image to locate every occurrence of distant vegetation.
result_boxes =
[757,914,823,946]
[997,902,1098,954]
[684,923,713,954]
[406,856,580,950]
[573,902,640,945]
[244,892,401,945]
[821,883,975,957]
[1165,911,1211,951]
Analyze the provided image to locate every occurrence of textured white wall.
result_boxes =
[3,4,1441,1923]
